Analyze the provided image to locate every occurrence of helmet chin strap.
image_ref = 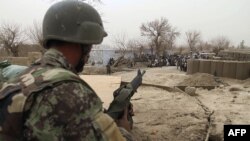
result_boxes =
[75,47,86,73]
[75,45,92,73]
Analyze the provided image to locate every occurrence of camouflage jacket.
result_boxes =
[0,49,132,141]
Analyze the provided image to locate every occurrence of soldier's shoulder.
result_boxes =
[22,66,82,85]
[41,67,80,82]
[33,67,95,94]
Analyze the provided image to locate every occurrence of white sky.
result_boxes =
[0,0,250,47]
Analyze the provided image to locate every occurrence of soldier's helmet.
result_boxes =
[42,0,107,48]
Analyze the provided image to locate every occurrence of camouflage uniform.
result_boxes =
[0,48,133,141]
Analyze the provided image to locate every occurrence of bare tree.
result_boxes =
[148,41,155,56]
[185,30,201,53]
[127,39,138,54]
[113,33,129,57]
[26,21,45,53]
[0,22,26,57]
[140,17,171,56]
[127,39,147,59]
[177,46,185,54]
[164,27,180,55]
[197,41,214,52]
[197,40,205,52]
[210,36,230,55]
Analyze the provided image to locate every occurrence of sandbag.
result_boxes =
[236,61,250,80]
[0,60,11,69]
[192,59,200,74]
[199,60,211,74]
[187,59,200,74]
[187,59,193,74]
[222,61,236,79]
[2,65,28,80]
[210,60,216,76]
[210,61,224,77]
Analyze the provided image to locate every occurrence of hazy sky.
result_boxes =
[0,0,250,46]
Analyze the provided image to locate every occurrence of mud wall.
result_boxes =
[0,52,42,66]
[187,59,250,80]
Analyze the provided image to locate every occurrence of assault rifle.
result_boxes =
[106,69,146,128]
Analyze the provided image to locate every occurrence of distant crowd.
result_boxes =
[146,55,188,72]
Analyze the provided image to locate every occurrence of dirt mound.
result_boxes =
[178,73,219,86]
[131,86,208,141]
[242,78,250,87]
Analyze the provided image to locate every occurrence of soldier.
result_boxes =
[0,1,134,141]
[106,62,111,75]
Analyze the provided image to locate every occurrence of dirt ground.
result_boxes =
[84,65,250,141]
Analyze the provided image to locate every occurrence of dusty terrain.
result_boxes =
[112,67,250,141]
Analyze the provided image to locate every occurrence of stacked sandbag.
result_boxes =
[222,61,236,79]
[187,59,201,74]
[236,61,250,80]
[199,60,211,74]
[193,60,200,74]
[187,59,193,74]
[0,60,28,88]
[211,60,224,77]
[210,60,216,76]
[2,65,28,80]
[187,59,250,80]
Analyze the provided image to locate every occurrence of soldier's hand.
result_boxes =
[115,107,132,132]
[129,103,134,117]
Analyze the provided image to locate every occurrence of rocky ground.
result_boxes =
[84,65,250,141]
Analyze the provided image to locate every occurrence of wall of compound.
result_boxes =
[0,52,42,66]
[187,59,250,80]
